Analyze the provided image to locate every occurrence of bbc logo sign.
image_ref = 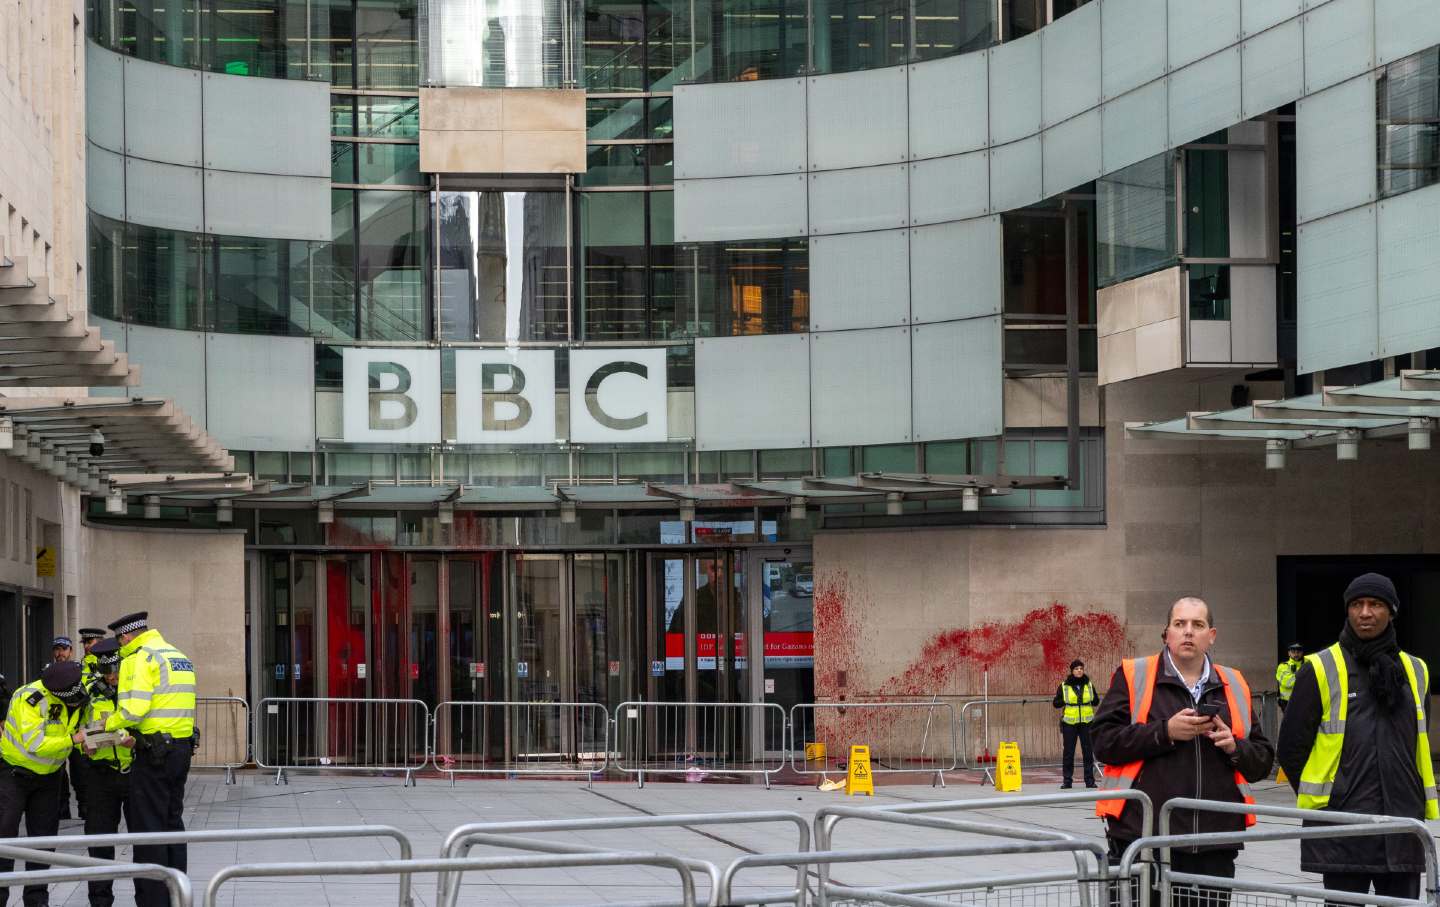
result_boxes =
[342,347,669,444]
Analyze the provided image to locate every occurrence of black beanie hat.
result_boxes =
[1344,572,1399,615]
[1069,659,1085,670]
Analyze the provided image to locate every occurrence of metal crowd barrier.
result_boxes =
[0,824,418,907]
[1251,690,1281,743]
[959,696,1075,772]
[254,696,430,786]
[790,701,958,786]
[194,695,249,784]
[437,810,811,907]
[430,700,609,784]
[0,863,192,907]
[205,852,708,907]
[613,700,788,788]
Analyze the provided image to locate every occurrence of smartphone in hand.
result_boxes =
[1195,701,1224,719]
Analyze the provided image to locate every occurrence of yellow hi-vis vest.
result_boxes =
[81,652,99,685]
[1062,682,1097,725]
[82,682,133,770]
[105,629,196,739]
[1297,642,1438,820]
[1,681,79,774]
[1276,659,1301,701]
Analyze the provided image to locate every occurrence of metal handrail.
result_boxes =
[206,852,707,907]
[437,810,810,907]
[254,696,431,786]
[429,699,610,783]
[789,700,958,786]
[0,863,191,907]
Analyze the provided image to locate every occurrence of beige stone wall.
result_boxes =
[78,523,247,698]
[419,87,586,174]
[814,373,1440,700]
[0,0,86,308]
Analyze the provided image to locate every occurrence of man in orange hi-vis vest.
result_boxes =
[1092,597,1274,905]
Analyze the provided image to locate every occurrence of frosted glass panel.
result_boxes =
[87,145,125,222]
[1168,48,1242,147]
[1243,0,1302,36]
[1241,20,1303,119]
[1297,206,1378,373]
[1296,76,1377,223]
[809,230,910,331]
[675,174,808,241]
[1168,0,1240,70]
[1303,0,1375,94]
[86,43,125,154]
[124,58,202,167]
[809,164,910,235]
[910,217,1002,323]
[988,37,1042,145]
[911,317,1001,442]
[909,153,989,225]
[202,72,330,177]
[811,327,912,446]
[674,80,807,179]
[206,333,317,450]
[1378,186,1440,357]
[989,136,1042,213]
[125,158,203,233]
[204,172,331,241]
[1041,2,1100,127]
[1101,0,1166,100]
[125,324,208,424]
[1376,0,1440,65]
[695,334,811,450]
[1102,79,1167,174]
[909,52,988,158]
[808,68,909,170]
[1043,109,1101,197]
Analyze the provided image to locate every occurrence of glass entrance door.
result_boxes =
[753,550,815,750]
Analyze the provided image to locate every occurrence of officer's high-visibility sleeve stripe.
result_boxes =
[34,721,74,761]
[1,726,65,767]
[106,657,151,731]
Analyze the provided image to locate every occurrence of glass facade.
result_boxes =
[1096,152,1177,288]
[1378,46,1440,200]
[419,0,583,88]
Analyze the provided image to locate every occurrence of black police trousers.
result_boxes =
[126,738,191,907]
[0,762,63,907]
[83,762,130,907]
[68,751,89,820]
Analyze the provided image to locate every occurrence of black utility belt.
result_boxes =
[87,759,129,775]
[136,732,192,748]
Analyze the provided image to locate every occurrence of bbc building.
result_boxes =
[2,0,1439,749]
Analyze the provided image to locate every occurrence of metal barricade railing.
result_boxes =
[613,700,789,788]
[205,852,709,907]
[430,700,609,784]
[194,695,249,784]
[0,863,192,907]
[959,696,1082,775]
[790,701,958,786]
[0,824,418,907]
[1251,690,1281,744]
[437,810,811,907]
[254,696,430,786]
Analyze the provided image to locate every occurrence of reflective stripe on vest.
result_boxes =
[1096,656,1257,826]
[1062,683,1097,725]
[1297,643,1438,820]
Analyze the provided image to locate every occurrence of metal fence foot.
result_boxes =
[274,768,285,786]
[449,772,456,788]
[404,770,415,788]
[934,770,946,788]
[225,767,235,785]
[637,770,645,790]
[763,773,771,790]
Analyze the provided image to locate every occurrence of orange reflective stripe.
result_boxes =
[1215,662,1258,828]
[1097,657,1159,820]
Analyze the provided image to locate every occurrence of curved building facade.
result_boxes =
[78,0,1440,747]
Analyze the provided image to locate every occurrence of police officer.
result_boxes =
[77,629,107,685]
[1276,642,1303,713]
[79,612,195,907]
[78,639,132,907]
[0,660,85,907]
[48,637,72,666]
[45,638,77,822]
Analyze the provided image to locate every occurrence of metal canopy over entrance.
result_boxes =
[1126,372,1440,461]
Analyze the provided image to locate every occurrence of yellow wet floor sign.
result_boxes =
[1276,765,1288,784]
[997,741,1022,792]
[845,744,874,796]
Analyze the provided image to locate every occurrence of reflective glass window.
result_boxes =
[1002,210,1067,318]
[468,453,544,486]
[914,0,994,60]
[924,441,968,473]
[329,453,395,484]
[587,97,649,138]
[584,144,652,186]
[861,444,916,472]
[211,234,316,335]
[88,215,122,322]
[332,142,357,183]
[422,0,581,88]
[1378,47,1440,199]
[618,451,684,482]
[313,0,356,87]
[581,192,646,340]
[1032,439,1083,507]
[685,238,809,336]
[202,0,293,78]
[1184,149,1229,258]
[583,1,647,91]
[357,143,422,185]
[694,0,808,83]
[356,0,419,90]
[436,190,569,342]
[1187,263,1231,321]
[123,223,209,330]
[821,447,853,476]
[1001,0,1044,40]
[758,449,809,478]
[357,96,421,138]
[105,0,205,67]
[813,0,907,75]
[312,191,359,340]
[1097,152,1177,287]
[356,190,429,341]
[331,95,357,135]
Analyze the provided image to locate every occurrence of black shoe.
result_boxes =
[1060,782,1073,789]
[1086,782,1099,789]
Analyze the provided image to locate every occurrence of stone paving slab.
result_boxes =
[6,771,1434,905]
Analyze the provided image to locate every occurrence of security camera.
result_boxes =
[88,428,105,458]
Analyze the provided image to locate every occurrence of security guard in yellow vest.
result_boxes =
[79,612,196,907]
[79,638,132,907]
[1051,659,1098,788]
[1276,642,1304,712]
[1277,573,1438,901]
[0,660,85,907]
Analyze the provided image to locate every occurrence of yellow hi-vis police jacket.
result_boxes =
[82,680,132,770]
[104,629,196,739]
[81,652,99,685]
[2,681,79,774]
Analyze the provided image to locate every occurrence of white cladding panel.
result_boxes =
[123,57,202,167]
[1377,186,1440,357]
[202,72,330,177]
[674,174,808,241]
[342,348,443,443]
[1042,109,1101,197]
[1241,19,1304,120]
[453,349,558,445]
[807,67,909,171]
[1296,75,1377,223]
[124,158,204,233]
[988,36,1042,145]
[1101,79,1168,175]
[124,324,208,425]
[809,230,911,332]
[909,217,1002,324]
[1297,205,1379,373]
[1303,0,1375,94]
[204,171,332,241]
[809,164,909,235]
[206,333,317,450]
[810,327,912,446]
[1041,2,1101,128]
[694,334,811,450]
[1376,0,1440,65]
[673,80,807,179]
[86,145,125,221]
[908,152,989,225]
[989,136,1042,213]
[1101,0,1167,100]
[908,52,988,158]
[911,316,1002,442]
[1243,0,1302,36]
[569,348,669,443]
[1168,48,1242,147]
[86,41,125,154]
[1168,0,1240,70]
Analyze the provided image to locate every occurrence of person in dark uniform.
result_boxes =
[77,612,195,907]
[0,660,85,907]
[78,629,107,685]
[78,639,132,907]
[46,636,79,821]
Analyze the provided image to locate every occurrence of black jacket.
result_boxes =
[1053,675,1098,723]
[1092,654,1274,848]
[1276,655,1429,874]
